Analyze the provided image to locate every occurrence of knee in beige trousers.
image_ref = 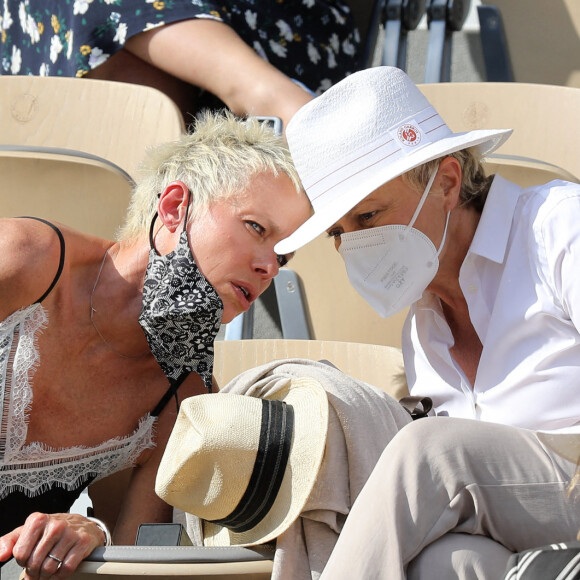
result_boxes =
[320,418,580,580]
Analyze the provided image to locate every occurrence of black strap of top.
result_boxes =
[150,374,188,417]
[18,217,66,304]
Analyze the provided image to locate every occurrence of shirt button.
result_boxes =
[468,284,478,294]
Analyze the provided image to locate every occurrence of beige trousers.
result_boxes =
[319,417,580,580]
[407,534,513,579]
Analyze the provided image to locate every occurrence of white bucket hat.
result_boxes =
[275,66,513,255]
[155,377,328,546]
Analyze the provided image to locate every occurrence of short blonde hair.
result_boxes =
[118,110,303,241]
[402,147,493,213]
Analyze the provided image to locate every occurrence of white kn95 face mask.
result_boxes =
[338,166,449,318]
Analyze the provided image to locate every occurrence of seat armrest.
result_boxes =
[85,544,275,564]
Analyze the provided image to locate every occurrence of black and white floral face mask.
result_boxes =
[139,193,223,392]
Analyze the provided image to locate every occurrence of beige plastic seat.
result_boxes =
[61,339,407,580]
[417,82,580,181]
[483,154,579,189]
[0,75,185,178]
[0,76,185,239]
[0,149,133,239]
[213,338,408,400]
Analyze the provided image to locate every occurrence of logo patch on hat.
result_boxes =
[396,122,423,148]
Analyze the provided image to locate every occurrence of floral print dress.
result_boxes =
[0,0,360,95]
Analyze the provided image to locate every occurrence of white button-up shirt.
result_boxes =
[403,176,580,433]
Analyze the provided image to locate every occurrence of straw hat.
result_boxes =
[275,66,513,255]
[155,377,328,546]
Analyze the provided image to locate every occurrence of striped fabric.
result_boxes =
[504,541,580,580]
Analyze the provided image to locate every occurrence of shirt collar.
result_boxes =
[468,175,522,264]
[414,175,523,313]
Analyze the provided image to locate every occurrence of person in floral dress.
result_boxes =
[0,0,360,129]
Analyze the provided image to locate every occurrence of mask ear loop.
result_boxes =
[437,212,450,257]
[148,213,158,251]
[406,163,440,232]
[148,188,193,250]
[182,188,193,234]
[404,163,450,255]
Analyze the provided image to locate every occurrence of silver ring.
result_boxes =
[48,554,63,570]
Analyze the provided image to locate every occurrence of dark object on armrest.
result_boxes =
[399,396,433,419]
[136,523,193,546]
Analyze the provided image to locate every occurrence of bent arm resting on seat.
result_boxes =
[123,19,313,130]
[105,374,205,545]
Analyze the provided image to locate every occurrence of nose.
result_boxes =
[253,249,280,280]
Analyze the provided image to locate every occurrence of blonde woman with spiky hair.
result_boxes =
[0,111,310,578]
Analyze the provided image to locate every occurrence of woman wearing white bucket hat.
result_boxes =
[275,67,580,579]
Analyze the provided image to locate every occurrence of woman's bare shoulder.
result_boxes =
[0,218,67,316]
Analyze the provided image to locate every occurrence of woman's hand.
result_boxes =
[0,512,106,579]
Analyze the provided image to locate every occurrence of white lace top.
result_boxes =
[0,303,156,502]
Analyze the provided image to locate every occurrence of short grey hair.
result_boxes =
[402,147,493,213]
[118,110,303,241]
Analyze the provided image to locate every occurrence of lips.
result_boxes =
[232,282,254,308]
[238,284,250,300]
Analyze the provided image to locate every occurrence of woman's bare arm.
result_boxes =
[105,373,206,544]
[0,218,64,319]
[124,19,313,130]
